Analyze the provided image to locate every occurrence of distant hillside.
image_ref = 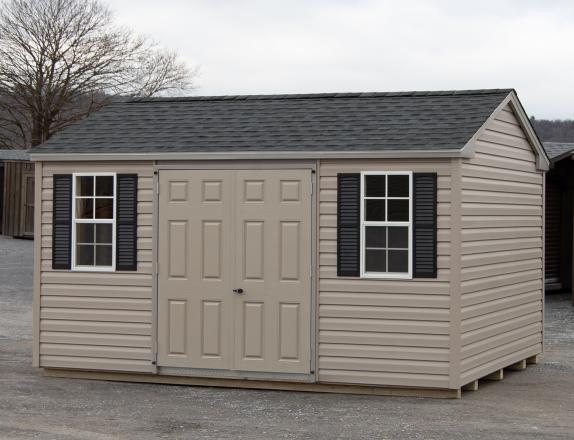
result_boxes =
[530,117,574,142]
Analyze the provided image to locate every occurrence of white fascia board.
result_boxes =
[507,92,550,171]
[29,149,465,162]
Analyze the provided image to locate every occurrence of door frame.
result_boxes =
[153,160,318,383]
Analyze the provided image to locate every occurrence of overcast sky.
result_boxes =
[113,0,574,119]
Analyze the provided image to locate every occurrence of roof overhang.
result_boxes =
[460,90,549,171]
[29,149,467,162]
[549,152,574,165]
[546,147,574,165]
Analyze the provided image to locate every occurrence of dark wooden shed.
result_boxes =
[543,142,574,302]
[0,149,34,238]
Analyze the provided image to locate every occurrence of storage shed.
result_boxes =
[542,142,574,300]
[0,149,34,237]
[30,89,548,398]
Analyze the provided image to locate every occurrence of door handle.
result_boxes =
[232,288,244,294]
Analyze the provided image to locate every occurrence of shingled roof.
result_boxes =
[0,149,30,161]
[31,89,513,155]
[543,142,574,162]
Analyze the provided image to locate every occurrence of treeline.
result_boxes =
[530,117,574,142]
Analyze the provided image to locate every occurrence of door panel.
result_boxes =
[279,303,300,360]
[202,221,223,279]
[158,169,312,375]
[243,302,264,359]
[201,300,222,356]
[234,170,311,373]
[168,220,187,278]
[158,170,233,369]
[168,300,187,354]
[280,221,301,280]
[21,171,35,236]
[244,221,265,279]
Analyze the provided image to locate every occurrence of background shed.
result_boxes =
[543,142,574,301]
[0,149,34,238]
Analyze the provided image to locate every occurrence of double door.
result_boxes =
[157,169,312,375]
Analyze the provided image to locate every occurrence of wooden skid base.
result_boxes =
[462,380,478,391]
[461,355,540,391]
[42,369,461,399]
[484,369,504,381]
[526,355,539,365]
[461,354,541,393]
[506,359,527,371]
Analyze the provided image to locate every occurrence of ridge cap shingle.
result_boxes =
[127,88,513,104]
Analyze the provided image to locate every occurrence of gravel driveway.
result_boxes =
[0,235,573,439]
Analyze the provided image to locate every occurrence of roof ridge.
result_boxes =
[126,88,514,104]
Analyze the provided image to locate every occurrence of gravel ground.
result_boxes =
[0,235,573,439]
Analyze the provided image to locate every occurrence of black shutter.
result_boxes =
[52,174,72,269]
[116,174,138,271]
[337,173,361,277]
[413,173,437,278]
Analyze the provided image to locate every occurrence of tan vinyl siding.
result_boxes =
[318,159,452,389]
[459,104,543,385]
[37,162,155,373]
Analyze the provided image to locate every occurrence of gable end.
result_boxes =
[461,91,549,171]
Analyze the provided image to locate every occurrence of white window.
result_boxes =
[360,171,412,279]
[72,173,116,271]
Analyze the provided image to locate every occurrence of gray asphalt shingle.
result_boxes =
[31,89,513,155]
[0,149,30,161]
[543,142,574,162]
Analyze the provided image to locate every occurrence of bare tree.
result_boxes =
[0,0,197,148]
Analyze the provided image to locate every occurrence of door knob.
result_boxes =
[233,288,244,294]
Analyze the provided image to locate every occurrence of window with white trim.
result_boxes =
[72,173,116,270]
[360,171,412,278]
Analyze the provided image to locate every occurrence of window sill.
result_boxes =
[360,273,412,280]
[71,267,115,273]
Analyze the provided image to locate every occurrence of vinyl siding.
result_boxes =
[318,159,452,389]
[459,104,543,385]
[32,119,544,390]
[37,162,155,373]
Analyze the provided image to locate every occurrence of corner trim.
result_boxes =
[32,161,42,367]
[448,158,463,389]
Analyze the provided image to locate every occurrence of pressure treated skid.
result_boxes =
[31,90,548,397]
